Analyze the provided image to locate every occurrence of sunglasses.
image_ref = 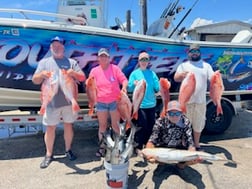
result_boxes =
[139,57,150,62]
[189,49,200,54]
[168,111,182,117]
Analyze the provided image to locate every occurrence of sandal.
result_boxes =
[96,147,106,157]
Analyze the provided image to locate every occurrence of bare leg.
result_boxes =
[193,131,201,148]
[110,110,120,134]
[44,125,56,157]
[97,111,109,141]
[64,122,74,151]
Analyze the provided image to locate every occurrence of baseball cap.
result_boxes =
[98,48,110,56]
[167,100,182,112]
[138,52,149,60]
[189,43,200,51]
[50,36,65,44]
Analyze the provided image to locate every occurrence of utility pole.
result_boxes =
[139,0,148,34]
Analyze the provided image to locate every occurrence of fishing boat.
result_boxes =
[0,0,252,112]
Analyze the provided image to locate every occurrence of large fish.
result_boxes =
[210,70,224,116]
[59,69,80,113]
[119,122,137,164]
[132,79,146,120]
[141,147,229,163]
[117,91,132,130]
[40,71,59,115]
[85,76,97,115]
[178,72,196,113]
[159,78,171,118]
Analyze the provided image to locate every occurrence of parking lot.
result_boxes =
[0,108,252,189]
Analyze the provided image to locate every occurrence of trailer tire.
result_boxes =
[204,101,233,134]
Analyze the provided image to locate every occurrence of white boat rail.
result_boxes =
[0,8,86,25]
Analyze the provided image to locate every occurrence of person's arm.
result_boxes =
[127,72,136,92]
[174,71,189,82]
[153,72,160,93]
[121,80,128,93]
[69,60,86,81]
[32,70,50,85]
[66,68,86,81]
[174,63,188,82]
[144,141,157,163]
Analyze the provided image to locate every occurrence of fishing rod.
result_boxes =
[160,2,171,18]
[166,0,179,17]
[168,0,200,38]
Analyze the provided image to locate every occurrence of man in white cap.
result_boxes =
[174,44,214,151]
[144,100,201,169]
[32,36,86,168]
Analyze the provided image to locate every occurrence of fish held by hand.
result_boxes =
[59,69,80,113]
[178,72,196,113]
[40,71,59,115]
[85,76,97,115]
[210,70,224,116]
[159,78,171,118]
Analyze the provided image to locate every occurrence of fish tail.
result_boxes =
[88,108,94,116]
[181,104,187,114]
[216,104,223,116]
[39,106,45,115]
[126,121,131,130]
[71,99,80,113]
[160,110,166,118]
[132,112,138,120]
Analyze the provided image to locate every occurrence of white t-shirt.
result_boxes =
[176,60,214,104]
[34,56,82,109]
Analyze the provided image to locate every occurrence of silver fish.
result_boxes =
[141,147,230,164]
[119,122,137,164]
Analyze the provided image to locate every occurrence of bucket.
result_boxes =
[104,160,129,189]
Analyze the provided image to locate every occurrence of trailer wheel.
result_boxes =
[204,101,233,134]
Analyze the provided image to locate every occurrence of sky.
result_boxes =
[0,0,252,33]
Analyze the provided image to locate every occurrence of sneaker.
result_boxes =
[65,150,77,161]
[40,156,53,169]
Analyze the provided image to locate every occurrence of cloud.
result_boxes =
[244,18,252,24]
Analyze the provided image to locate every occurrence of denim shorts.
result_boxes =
[96,101,117,112]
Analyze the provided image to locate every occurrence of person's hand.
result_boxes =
[145,155,157,163]
[187,157,203,166]
[121,87,127,94]
[65,68,75,77]
[40,70,51,79]
[134,80,138,86]
[180,71,189,80]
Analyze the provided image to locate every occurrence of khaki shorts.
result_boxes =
[43,105,78,126]
[186,103,206,133]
